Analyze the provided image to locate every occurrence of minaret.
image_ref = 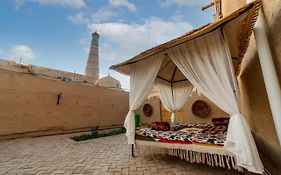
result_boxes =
[85,31,99,81]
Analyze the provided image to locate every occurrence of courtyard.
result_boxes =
[0,133,250,175]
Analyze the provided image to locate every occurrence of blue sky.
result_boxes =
[0,0,214,89]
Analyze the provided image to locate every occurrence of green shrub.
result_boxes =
[71,127,126,142]
[90,125,99,136]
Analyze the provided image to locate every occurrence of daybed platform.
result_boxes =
[133,121,243,172]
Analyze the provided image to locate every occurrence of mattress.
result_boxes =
[135,122,228,146]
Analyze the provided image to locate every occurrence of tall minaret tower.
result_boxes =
[85,31,99,81]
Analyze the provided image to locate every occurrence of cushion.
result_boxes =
[212,117,230,126]
[150,121,170,131]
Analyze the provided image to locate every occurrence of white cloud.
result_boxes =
[89,17,193,61]
[160,0,211,7]
[35,0,86,8]
[68,12,87,24]
[15,0,86,9]
[15,0,25,10]
[11,45,35,61]
[90,7,118,23]
[68,7,117,24]
[86,17,193,88]
[69,4,193,89]
[109,0,137,13]
[0,48,4,55]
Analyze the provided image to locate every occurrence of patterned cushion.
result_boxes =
[170,123,189,131]
[136,122,228,145]
[212,118,230,126]
[150,122,170,131]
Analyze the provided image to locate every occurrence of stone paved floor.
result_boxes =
[0,133,252,175]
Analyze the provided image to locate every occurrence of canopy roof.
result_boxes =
[110,0,260,76]
[156,55,187,84]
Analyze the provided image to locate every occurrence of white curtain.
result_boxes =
[168,29,264,174]
[124,54,163,144]
[157,79,193,122]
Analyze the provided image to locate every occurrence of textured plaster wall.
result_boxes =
[221,0,246,17]
[136,97,161,125]
[0,69,129,138]
[221,0,281,173]
[136,91,227,125]
[182,91,228,123]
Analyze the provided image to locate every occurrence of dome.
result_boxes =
[96,74,121,88]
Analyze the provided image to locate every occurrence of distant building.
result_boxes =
[85,31,99,81]
[96,74,121,89]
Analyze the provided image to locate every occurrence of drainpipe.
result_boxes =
[247,0,281,145]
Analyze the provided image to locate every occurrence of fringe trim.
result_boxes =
[136,144,243,172]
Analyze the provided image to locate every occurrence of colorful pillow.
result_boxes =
[212,117,230,126]
[150,121,170,131]
[170,123,189,131]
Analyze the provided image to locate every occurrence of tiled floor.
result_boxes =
[0,133,249,175]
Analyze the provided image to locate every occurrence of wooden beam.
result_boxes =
[202,2,214,11]
[157,76,171,84]
[172,79,189,84]
[171,66,177,82]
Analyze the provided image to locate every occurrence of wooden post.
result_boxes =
[131,144,135,157]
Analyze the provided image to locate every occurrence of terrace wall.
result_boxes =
[0,66,129,139]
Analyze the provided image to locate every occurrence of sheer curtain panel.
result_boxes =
[124,54,163,144]
[168,29,263,174]
[157,79,193,122]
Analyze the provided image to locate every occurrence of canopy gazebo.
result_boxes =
[110,0,263,174]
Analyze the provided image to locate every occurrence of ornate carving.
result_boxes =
[143,104,153,117]
[191,100,210,118]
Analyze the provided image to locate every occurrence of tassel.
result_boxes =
[210,154,212,166]
[219,155,222,167]
[191,151,195,163]
[215,154,218,166]
[202,153,205,164]
[135,144,243,172]
[226,156,230,169]
[190,151,193,163]
[214,154,217,167]
[221,155,225,168]
[231,156,235,170]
